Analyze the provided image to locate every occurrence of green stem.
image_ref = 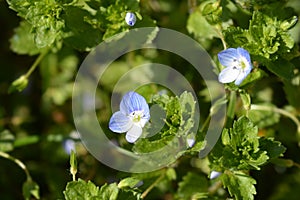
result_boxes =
[141,170,165,199]
[215,25,227,50]
[226,91,237,127]
[251,104,300,134]
[24,50,48,79]
[200,114,211,133]
[0,151,32,181]
[294,162,300,169]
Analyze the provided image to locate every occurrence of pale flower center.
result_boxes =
[239,57,248,69]
[129,110,145,126]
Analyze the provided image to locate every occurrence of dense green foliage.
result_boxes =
[1,0,300,199]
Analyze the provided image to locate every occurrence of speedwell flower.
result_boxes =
[218,47,253,85]
[125,12,136,26]
[109,91,150,143]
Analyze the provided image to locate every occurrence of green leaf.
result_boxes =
[211,117,269,171]
[224,11,296,62]
[0,130,15,152]
[221,170,256,200]
[239,68,268,87]
[187,8,219,46]
[248,104,280,128]
[10,21,42,55]
[259,137,286,160]
[26,1,64,48]
[265,59,295,80]
[166,168,177,181]
[62,6,102,51]
[64,179,102,200]
[175,172,208,200]
[23,179,40,200]
[99,183,119,200]
[118,177,141,189]
[8,75,29,93]
[239,91,251,110]
[14,135,39,147]
[6,0,31,18]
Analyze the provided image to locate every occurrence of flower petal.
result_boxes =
[234,67,252,85]
[218,66,240,83]
[120,91,150,116]
[218,48,239,67]
[237,47,251,64]
[125,125,143,143]
[210,171,222,179]
[109,111,132,133]
[125,12,136,26]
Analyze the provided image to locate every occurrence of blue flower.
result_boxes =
[218,47,253,85]
[210,171,222,179]
[109,91,150,143]
[125,12,136,26]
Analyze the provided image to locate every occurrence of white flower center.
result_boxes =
[129,110,145,126]
[238,57,248,70]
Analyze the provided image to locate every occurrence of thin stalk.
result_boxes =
[24,50,48,79]
[215,25,227,50]
[141,170,165,199]
[294,162,300,169]
[0,151,32,181]
[251,104,300,133]
[200,114,211,133]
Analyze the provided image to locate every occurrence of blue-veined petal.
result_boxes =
[125,125,143,143]
[218,48,238,67]
[120,91,150,115]
[218,66,240,83]
[237,47,251,64]
[234,68,251,85]
[109,111,132,133]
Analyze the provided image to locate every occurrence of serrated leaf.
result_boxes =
[231,117,259,151]
[221,171,256,200]
[259,137,286,159]
[22,179,40,200]
[64,179,101,200]
[175,172,208,200]
[0,130,15,152]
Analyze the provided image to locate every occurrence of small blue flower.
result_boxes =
[210,171,222,179]
[218,47,253,85]
[125,12,137,26]
[109,91,150,143]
